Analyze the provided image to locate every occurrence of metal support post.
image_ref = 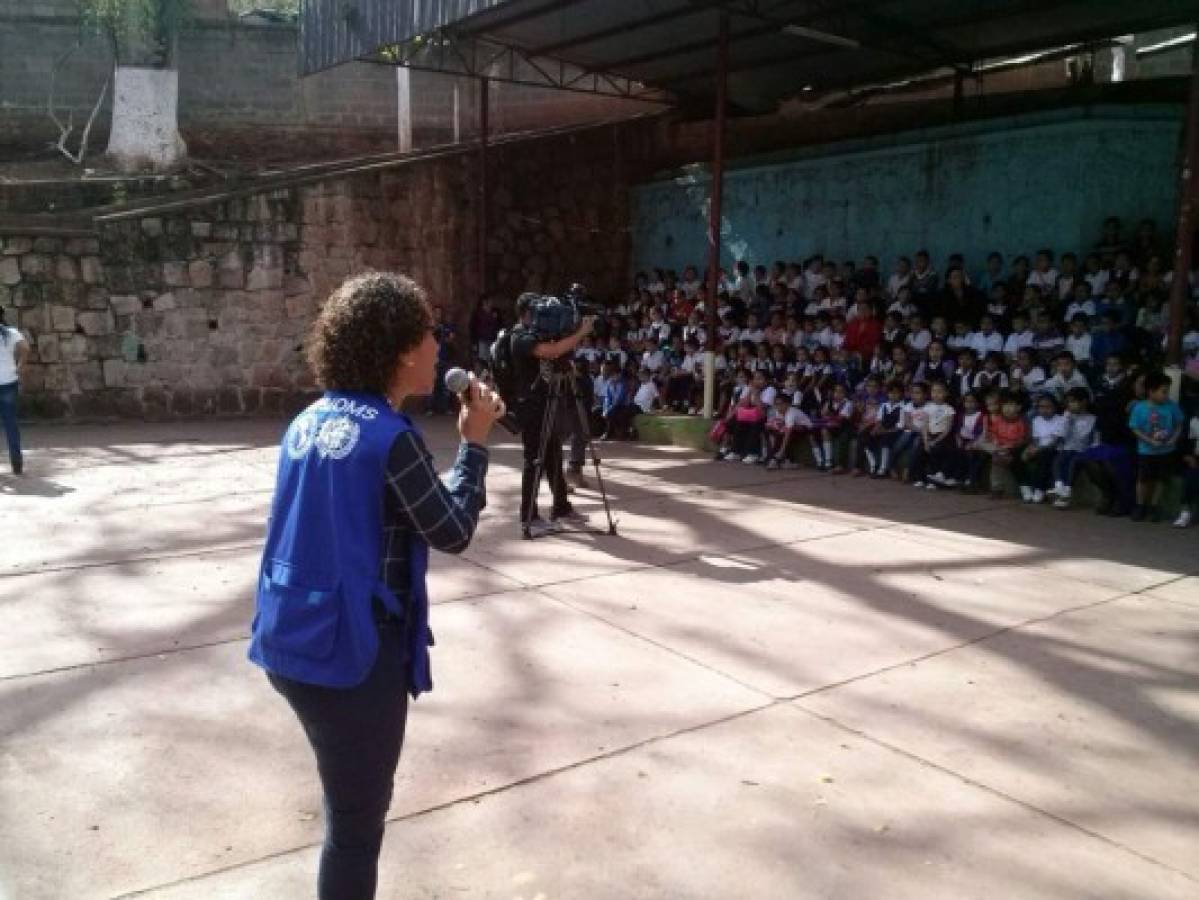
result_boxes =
[1167,34,1199,370]
[702,12,729,419]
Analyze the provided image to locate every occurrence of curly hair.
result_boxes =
[307,272,432,393]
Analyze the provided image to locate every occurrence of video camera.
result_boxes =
[526,283,602,340]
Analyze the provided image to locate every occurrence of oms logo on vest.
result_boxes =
[287,412,362,461]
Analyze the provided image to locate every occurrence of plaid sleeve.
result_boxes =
[385,431,489,555]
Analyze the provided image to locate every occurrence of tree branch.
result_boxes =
[47,44,111,166]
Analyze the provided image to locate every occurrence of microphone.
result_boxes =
[444,367,521,435]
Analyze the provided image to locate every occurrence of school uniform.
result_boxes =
[952,409,986,484]
[910,401,956,484]
[811,397,854,469]
[1013,413,1065,495]
[1003,329,1035,358]
[869,400,905,475]
[1051,411,1097,498]
[967,330,1004,357]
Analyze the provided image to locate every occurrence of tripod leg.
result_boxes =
[572,389,618,536]
[524,381,563,539]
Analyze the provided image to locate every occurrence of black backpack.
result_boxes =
[490,327,518,403]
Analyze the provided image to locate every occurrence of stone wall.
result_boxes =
[4,118,658,419]
[4,150,479,418]
[483,119,658,306]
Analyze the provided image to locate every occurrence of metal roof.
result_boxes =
[301,0,1198,111]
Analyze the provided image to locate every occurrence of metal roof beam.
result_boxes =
[853,8,967,66]
[588,22,780,74]
[527,3,720,57]
[456,0,592,36]
[660,41,851,85]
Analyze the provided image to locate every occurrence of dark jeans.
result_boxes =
[910,439,953,482]
[1078,444,1135,512]
[955,447,986,485]
[732,419,765,456]
[269,621,409,900]
[558,397,588,469]
[1184,466,1199,506]
[1013,447,1056,491]
[519,399,568,522]
[602,404,635,440]
[0,381,21,470]
[665,374,694,408]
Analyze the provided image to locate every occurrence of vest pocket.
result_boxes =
[258,563,341,661]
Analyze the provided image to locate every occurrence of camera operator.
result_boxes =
[510,292,594,531]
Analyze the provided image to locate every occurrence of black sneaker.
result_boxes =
[12,458,22,476]
[551,504,585,523]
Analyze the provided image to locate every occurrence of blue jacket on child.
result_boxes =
[248,391,434,696]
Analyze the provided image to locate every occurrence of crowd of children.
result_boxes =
[569,217,1199,526]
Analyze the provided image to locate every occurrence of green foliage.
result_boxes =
[79,0,193,65]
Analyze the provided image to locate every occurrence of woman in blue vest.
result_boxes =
[249,272,503,900]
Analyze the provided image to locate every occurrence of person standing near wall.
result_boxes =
[0,308,29,476]
[427,305,457,415]
[470,297,501,366]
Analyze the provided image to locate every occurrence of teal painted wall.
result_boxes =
[632,106,1183,278]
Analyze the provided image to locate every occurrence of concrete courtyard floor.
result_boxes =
[1,417,1197,900]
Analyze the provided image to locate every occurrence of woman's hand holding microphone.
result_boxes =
[444,368,507,445]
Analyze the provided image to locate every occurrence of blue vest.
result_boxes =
[248,391,434,696]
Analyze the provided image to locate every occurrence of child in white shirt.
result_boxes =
[1026,249,1059,295]
[911,381,956,488]
[632,369,659,413]
[1015,394,1065,502]
[1064,317,1092,371]
[891,382,928,481]
[1049,387,1097,508]
[1010,347,1046,396]
[765,393,811,469]
[1003,313,1035,360]
[1175,413,1199,527]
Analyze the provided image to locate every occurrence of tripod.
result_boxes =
[522,365,618,540]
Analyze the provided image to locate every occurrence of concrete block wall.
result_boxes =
[0,2,657,161]
[632,105,1185,278]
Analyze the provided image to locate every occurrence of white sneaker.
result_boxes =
[766,459,779,470]
[1059,485,1072,500]
[913,480,926,488]
[1053,497,1069,509]
[742,454,760,464]
[1020,486,1034,502]
[925,482,938,491]
[930,472,947,484]
[940,477,959,487]
[1174,509,1193,528]
[1032,490,1045,504]
[1047,482,1062,497]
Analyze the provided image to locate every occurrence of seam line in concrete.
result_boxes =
[533,588,777,700]
[110,697,780,899]
[0,541,265,579]
[0,586,536,683]
[105,572,1196,896]
[786,702,1199,884]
